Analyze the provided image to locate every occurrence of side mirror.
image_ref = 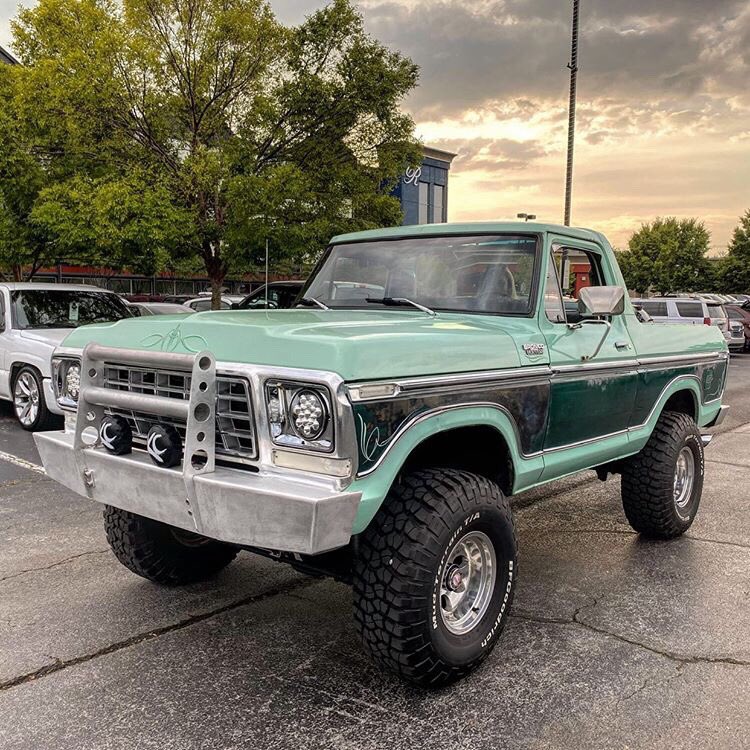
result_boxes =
[231,302,240,310]
[578,286,625,317]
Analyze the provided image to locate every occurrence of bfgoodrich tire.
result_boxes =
[621,411,704,538]
[104,506,239,585]
[353,469,517,688]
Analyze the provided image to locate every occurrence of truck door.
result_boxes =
[538,238,637,477]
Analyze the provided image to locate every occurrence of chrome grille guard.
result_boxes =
[76,344,218,530]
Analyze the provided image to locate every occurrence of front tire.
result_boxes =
[353,469,517,688]
[103,506,239,585]
[621,411,704,538]
[13,366,58,431]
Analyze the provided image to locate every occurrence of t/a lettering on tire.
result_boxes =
[352,469,518,688]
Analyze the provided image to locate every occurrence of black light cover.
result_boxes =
[146,424,182,468]
[99,415,133,456]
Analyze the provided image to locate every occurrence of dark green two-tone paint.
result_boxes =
[352,355,728,475]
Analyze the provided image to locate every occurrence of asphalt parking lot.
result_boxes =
[1,357,749,749]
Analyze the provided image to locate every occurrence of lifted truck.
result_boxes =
[36,222,729,687]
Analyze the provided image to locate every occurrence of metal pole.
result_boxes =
[564,0,580,226]
[264,238,269,309]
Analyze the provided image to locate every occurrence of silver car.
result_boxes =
[632,296,743,352]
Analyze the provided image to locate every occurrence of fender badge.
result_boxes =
[523,343,545,357]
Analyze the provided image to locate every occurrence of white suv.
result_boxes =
[0,283,132,430]
[633,297,744,352]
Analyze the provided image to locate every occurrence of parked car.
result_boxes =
[726,304,750,351]
[0,283,131,430]
[37,222,729,687]
[129,302,192,316]
[235,281,305,309]
[632,297,742,352]
[183,296,234,312]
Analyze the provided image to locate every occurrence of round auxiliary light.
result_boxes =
[146,424,183,468]
[66,364,81,400]
[290,390,327,441]
[99,415,133,456]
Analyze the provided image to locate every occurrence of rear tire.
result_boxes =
[353,469,517,688]
[103,506,239,585]
[621,411,704,538]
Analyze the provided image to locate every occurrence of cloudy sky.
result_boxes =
[2,0,749,250]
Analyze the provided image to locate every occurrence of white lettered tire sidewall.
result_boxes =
[429,506,517,666]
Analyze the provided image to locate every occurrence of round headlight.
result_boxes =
[290,390,327,440]
[66,364,81,400]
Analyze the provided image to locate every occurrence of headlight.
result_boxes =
[265,381,333,452]
[53,357,81,409]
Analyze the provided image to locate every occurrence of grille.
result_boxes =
[101,364,256,462]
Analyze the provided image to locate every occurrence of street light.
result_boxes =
[517,213,537,222]
[564,0,580,226]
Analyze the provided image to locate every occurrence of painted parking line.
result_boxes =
[0,450,46,475]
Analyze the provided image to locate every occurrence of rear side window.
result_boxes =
[675,302,704,318]
[640,300,668,316]
[707,304,726,319]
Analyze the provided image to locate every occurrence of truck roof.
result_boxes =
[331,221,609,246]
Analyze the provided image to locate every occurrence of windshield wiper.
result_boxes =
[366,297,437,317]
[298,296,330,310]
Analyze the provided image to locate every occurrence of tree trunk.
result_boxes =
[211,276,223,310]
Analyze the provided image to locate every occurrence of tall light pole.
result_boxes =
[564,0,580,226]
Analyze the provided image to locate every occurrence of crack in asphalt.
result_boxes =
[532,527,750,551]
[0,549,110,583]
[0,576,318,693]
[512,599,750,669]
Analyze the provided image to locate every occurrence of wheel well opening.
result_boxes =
[663,389,697,421]
[400,425,514,496]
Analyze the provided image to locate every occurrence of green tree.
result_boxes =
[619,217,712,295]
[717,210,750,293]
[9,0,420,305]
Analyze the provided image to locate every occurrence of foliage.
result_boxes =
[7,0,421,302]
[617,217,713,295]
[715,210,750,293]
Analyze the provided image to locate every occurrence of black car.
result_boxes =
[235,281,305,310]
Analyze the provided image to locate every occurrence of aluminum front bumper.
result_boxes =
[33,343,360,555]
[35,430,361,554]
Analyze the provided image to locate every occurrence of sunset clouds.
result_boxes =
[2,0,748,249]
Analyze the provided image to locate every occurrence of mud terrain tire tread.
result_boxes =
[352,468,517,688]
[621,410,703,539]
[103,506,239,585]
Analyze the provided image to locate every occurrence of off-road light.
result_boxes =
[99,415,133,456]
[290,390,327,440]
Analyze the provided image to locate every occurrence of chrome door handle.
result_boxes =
[615,341,631,350]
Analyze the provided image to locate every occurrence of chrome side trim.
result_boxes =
[348,365,552,402]
[348,352,727,402]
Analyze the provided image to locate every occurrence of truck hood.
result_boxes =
[58,310,527,381]
[19,328,79,348]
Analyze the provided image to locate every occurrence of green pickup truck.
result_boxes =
[35,222,729,687]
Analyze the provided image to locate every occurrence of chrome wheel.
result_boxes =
[14,371,40,427]
[673,446,695,516]
[440,530,497,635]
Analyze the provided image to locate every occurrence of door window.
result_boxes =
[676,302,704,318]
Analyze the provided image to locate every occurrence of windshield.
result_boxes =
[12,290,131,329]
[303,234,539,315]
